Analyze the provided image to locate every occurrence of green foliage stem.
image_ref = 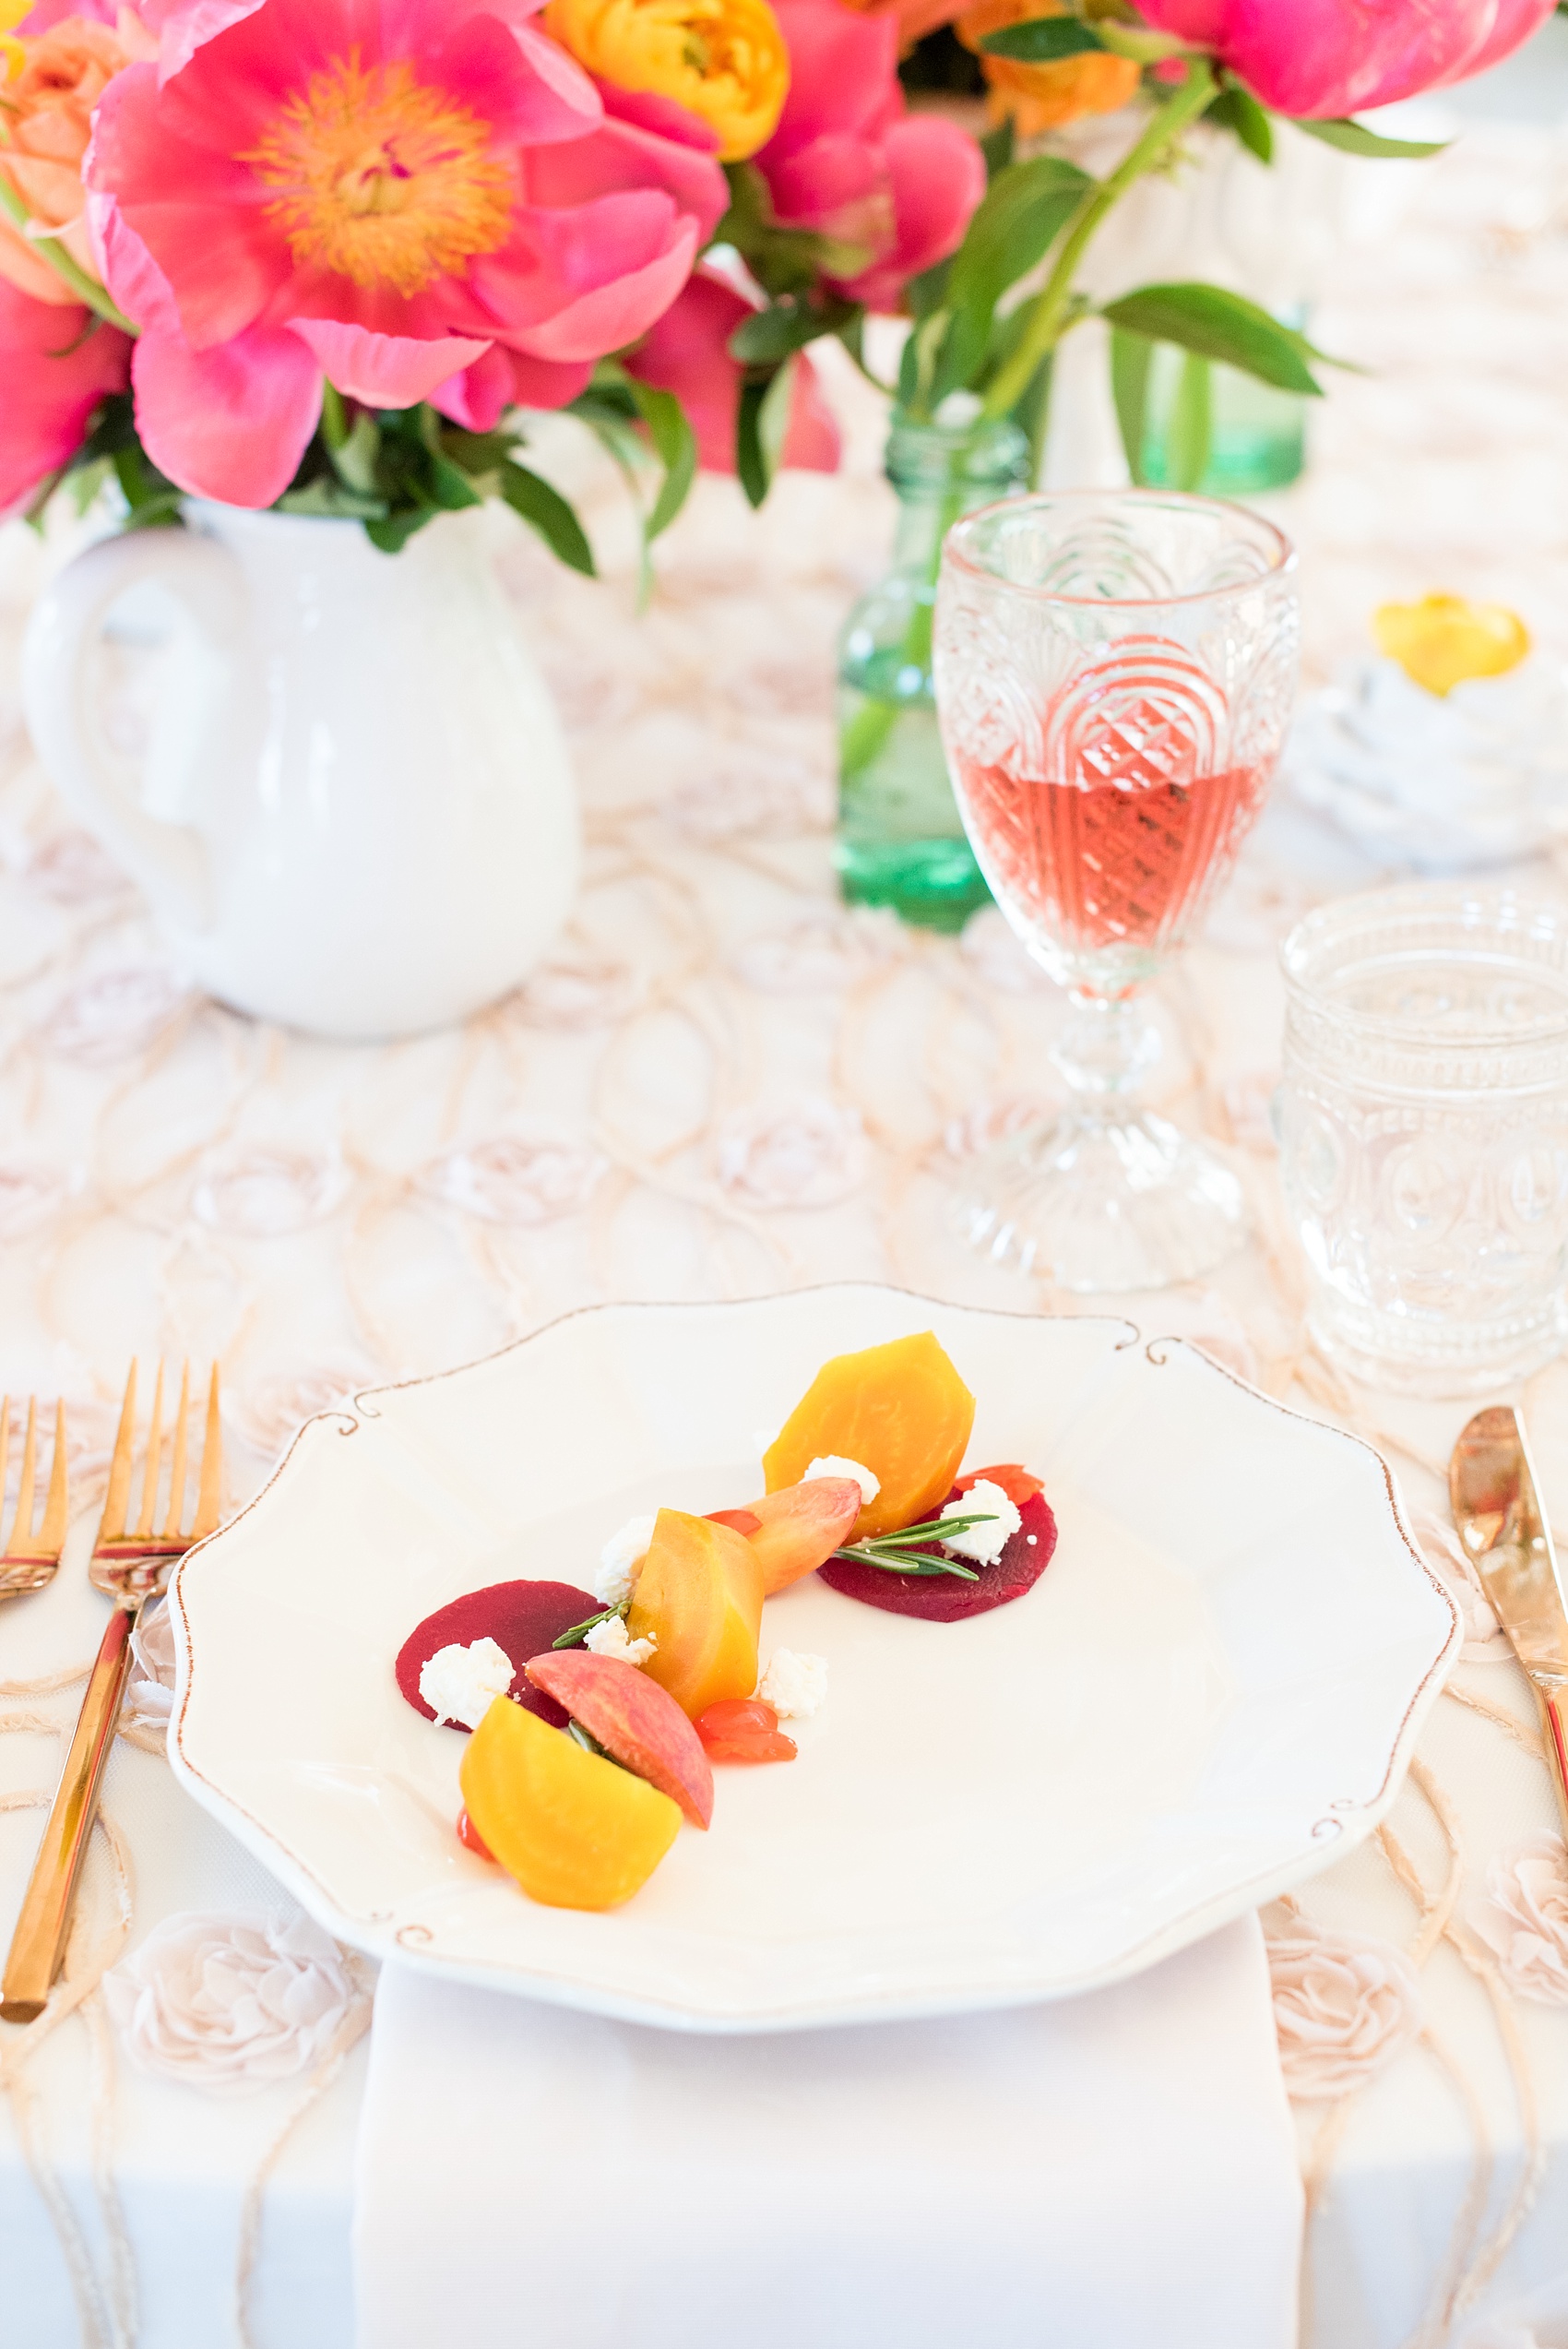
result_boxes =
[980,55,1218,422]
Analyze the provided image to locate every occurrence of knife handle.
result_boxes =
[1,1605,135,2022]
[1540,1688,1568,1842]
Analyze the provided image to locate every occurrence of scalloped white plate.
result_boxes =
[168,1286,1457,2033]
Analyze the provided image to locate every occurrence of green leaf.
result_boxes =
[501,461,596,575]
[933,154,1090,404]
[1208,83,1274,163]
[736,375,770,508]
[277,478,387,519]
[977,15,1104,59]
[365,507,438,555]
[980,115,1015,180]
[330,411,382,495]
[1099,281,1328,395]
[728,293,853,365]
[427,454,483,512]
[627,377,698,543]
[757,359,795,478]
[1291,114,1446,159]
[1165,350,1212,490]
[1109,324,1153,483]
[902,258,951,324]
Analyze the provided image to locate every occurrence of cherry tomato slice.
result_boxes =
[701,1730,798,1764]
[697,1698,778,1738]
[705,1508,762,1535]
[456,1807,494,1861]
[955,1462,1043,1506]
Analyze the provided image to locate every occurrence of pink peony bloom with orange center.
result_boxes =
[85,0,728,506]
[0,272,130,518]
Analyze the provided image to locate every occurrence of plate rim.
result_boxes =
[167,1282,1461,2032]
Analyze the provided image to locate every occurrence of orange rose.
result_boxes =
[956,0,1140,135]
[0,12,153,306]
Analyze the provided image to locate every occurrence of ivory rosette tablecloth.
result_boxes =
[2,118,1568,2349]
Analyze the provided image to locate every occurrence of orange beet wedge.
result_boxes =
[763,1331,975,1538]
[525,1649,714,1827]
[459,1698,680,1911]
[627,1507,764,1722]
[739,1477,862,1594]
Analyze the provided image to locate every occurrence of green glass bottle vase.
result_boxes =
[836,409,1029,934]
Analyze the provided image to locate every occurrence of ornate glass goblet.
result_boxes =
[933,489,1299,1292]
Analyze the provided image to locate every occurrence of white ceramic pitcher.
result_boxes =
[22,503,580,1041]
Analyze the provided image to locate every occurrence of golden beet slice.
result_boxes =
[626,1507,764,1722]
[763,1332,976,1537]
[459,1698,680,1911]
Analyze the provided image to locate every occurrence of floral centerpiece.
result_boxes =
[0,0,1555,1030]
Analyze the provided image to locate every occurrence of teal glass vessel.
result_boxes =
[1136,339,1306,497]
[836,409,1030,933]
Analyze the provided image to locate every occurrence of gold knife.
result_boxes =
[1450,1405,1568,1835]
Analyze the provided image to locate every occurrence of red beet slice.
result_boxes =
[817,1487,1057,1623]
[396,1580,600,1730]
[526,1650,714,1828]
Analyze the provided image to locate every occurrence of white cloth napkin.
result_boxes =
[354,1915,1301,2349]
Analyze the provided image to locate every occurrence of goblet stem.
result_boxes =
[952,977,1248,1294]
[1051,991,1163,1102]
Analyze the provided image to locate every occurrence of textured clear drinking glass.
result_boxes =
[1280,885,1568,1397]
[932,489,1299,1292]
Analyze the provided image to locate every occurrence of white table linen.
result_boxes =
[356,1923,1301,2349]
[3,113,1568,2349]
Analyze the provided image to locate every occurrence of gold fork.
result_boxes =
[2,1361,221,2023]
[0,1397,69,1602]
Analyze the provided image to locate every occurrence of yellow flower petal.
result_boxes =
[1372,593,1532,698]
[544,0,789,162]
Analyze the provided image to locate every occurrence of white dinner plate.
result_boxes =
[168,1286,1458,2033]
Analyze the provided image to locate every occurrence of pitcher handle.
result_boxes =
[21,528,247,936]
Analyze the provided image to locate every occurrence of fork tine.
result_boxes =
[161,1363,190,1541]
[134,1361,165,1541]
[99,1364,137,1543]
[38,1402,67,1556]
[11,1399,37,1557]
[190,1364,222,1541]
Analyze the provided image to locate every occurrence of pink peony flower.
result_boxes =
[752,0,985,312]
[0,276,130,519]
[85,0,729,506]
[1130,0,1556,119]
[625,268,840,471]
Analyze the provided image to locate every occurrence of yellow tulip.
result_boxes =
[956,0,1140,136]
[1372,593,1531,698]
[544,0,789,162]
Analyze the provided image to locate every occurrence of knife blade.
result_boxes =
[1450,1405,1568,1834]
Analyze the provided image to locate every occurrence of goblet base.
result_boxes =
[952,1107,1248,1294]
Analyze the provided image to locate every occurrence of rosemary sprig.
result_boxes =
[552,1598,629,1649]
[828,1508,996,1583]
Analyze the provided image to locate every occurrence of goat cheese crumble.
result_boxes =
[802,1454,881,1505]
[939,1479,1020,1564]
[584,1616,658,1667]
[419,1637,515,1731]
[757,1649,828,1720]
[594,1513,659,1606]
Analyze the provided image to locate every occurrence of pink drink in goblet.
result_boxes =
[934,492,1298,1290]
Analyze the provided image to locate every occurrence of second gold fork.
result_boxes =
[2,1361,221,2022]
